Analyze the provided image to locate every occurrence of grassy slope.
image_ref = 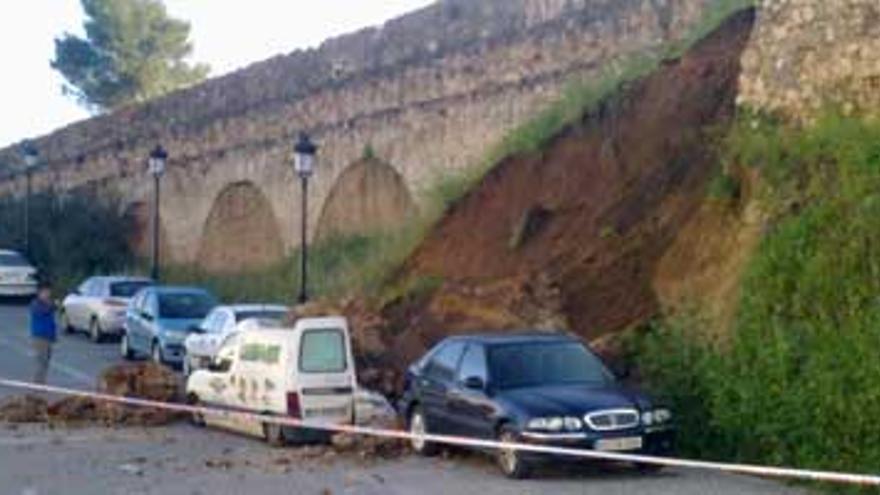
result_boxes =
[632,113,880,490]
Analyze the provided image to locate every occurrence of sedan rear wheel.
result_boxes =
[61,311,74,334]
[151,342,164,365]
[89,317,103,343]
[409,407,438,456]
[120,333,134,360]
[497,427,531,479]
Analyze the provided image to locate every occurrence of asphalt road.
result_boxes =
[0,301,809,495]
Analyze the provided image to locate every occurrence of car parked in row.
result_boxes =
[183,303,289,375]
[186,316,356,445]
[398,332,674,479]
[60,276,153,342]
[0,249,38,298]
[121,286,217,366]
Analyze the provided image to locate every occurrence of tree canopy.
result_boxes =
[51,0,209,111]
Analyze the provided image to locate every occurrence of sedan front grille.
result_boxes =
[584,408,639,431]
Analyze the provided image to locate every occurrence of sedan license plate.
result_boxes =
[595,436,643,452]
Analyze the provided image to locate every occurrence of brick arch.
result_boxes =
[122,201,170,261]
[197,181,284,272]
[315,157,417,240]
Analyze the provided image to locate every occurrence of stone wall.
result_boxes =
[0,0,716,269]
[738,0,880,120]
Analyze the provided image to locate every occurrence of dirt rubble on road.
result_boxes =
[0,362,185,426]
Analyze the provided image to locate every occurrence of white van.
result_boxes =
[185,316,356,445]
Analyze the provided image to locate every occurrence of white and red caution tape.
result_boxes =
[1,377,878,487]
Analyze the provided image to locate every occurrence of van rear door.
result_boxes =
[293,326,355,425]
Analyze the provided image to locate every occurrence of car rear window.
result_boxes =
[234,309,287,323]
[488,341,612,390]
[299,329,346,373]
[110,281,152,297]
[158,292,216,319]
[0,253,29,267]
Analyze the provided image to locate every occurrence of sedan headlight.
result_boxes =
[643,408,672,426]
[527,416,583,432]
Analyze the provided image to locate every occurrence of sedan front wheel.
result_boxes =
[497,426,531,479]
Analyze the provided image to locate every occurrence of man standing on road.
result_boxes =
[29,282,57,384]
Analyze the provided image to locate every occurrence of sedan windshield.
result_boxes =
[0,253,29,267]
[488,342,613,390]
[158,293,215,319]
[110,281,152,298]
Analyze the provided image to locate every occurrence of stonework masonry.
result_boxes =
[738,0,880,120]
[0,0,716,269]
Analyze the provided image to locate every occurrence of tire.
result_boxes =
[408,407,438,456]
[88,317,103,343]
[497,426,531,480]
[61,311,74,334]
[187,394,205,427]
[263,421,286,447]
[151,341,164,365]
[120,332,135,360]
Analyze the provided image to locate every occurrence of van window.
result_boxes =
[240,343,282,364]
[299,329,346,373]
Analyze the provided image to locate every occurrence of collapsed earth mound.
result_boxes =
[402,9,757,342]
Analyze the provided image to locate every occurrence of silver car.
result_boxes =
[61,276,153,342]
[0,250,38,298]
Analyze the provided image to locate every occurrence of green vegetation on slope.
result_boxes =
[631,112,880,491]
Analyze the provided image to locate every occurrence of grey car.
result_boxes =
[61,276,153,342]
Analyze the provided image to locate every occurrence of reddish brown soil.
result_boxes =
[403,10,757,341]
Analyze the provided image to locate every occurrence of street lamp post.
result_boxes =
[20,142,38,258]
[148,145,167,282]
[293,133,317,304]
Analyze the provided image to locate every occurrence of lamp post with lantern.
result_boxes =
[293,133,317,304]
[20,142,38,258]
[148,145,167,282]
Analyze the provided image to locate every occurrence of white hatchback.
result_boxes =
[183,304,288,375]
[0,250,38,297]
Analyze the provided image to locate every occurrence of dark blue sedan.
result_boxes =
[398,333,674,478]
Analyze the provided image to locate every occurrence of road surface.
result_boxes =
[0,301,809,495]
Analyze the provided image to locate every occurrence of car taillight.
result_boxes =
[286,392,301,418]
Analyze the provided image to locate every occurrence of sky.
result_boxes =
[0,0,435,148]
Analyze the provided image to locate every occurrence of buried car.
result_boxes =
[60,276,153,342]
[185,316,357,445]
[398,333,674,479]
[183,304,288,376]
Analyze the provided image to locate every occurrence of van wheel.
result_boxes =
[497,426,531,479]
[263,422,286,447]
[120,333,134,360]
[89,317,103,343]
[409,407,438,456]
[187,394,205,427]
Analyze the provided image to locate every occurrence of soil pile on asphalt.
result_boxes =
[0,363,185,426]
[0,395,49,423]
[399,9,757,343]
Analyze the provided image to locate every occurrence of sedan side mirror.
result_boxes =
[141,312,154,322]
[463,376,485,391]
